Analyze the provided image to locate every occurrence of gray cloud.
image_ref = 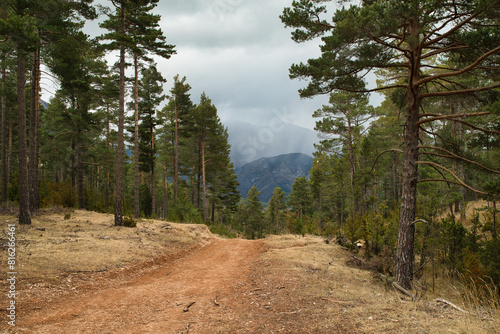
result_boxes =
[42,0,364,132]
[156,0,332,129]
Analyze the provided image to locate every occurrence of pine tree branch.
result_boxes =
[422,10,482,47]
[416,161,489,195]
[421,82,500,98]
[365,30,407,53]
[420,127,459,152]
[421,44,469,59]
[370,149,404,173]
[418,145,500,174]
[453,119,500,135]
[416,45,500,87]
[332,84,407,94]
[417,112,490,125]
[418,179,491,192]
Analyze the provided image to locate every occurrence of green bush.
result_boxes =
[123,216,137,228]
[480,239,500,288]
[39,181,76,208]
[208,224,237,238]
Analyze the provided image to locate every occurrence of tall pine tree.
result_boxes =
[282,0,500,290]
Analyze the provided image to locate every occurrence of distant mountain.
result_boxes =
[225,120,319,168]
[236,153,313,202]
[40,99,49,110]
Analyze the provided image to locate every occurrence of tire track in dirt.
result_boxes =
[16,239,264,333]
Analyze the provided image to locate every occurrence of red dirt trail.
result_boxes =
[13,239,263,334]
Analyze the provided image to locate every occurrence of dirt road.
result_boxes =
[16,239,264,333]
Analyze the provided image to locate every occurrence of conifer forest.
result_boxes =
[1,0,499,292]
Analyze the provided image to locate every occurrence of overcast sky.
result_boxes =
[42,0,380,131]
[154,0,334,130]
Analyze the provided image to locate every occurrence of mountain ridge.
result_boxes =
[225,120,319,168]
[235,153,313,202]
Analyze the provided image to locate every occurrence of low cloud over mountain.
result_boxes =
[226,120,319,168]
[235,153,313,202]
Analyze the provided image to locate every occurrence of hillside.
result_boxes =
[235,153,313,201]
[1,209,497,333]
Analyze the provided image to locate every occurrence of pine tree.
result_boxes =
[245,186,264,239]
[288,176,312,220]
[267,187,287,233]
[161,75,194,203]
[126,0,175,218]
[0,41,15,204]
[1,0,42,224]
[192,93,219,221]
[314,91,375,216]
[281,0,500,289]
[136,64,165,217]
[94,67,120,210]
[99,0,133,226]
[45,31,105,209]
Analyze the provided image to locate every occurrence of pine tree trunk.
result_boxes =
[212,201,215,223]
[173,103,179,203]
[97,164,100,193]
[202,141,207,222]
[392,151,399,200]
[17,50,31,225]
[114,4,126,226]
[395,42,421,290]
[197,146,202,209]
[164,166,169,218]
[133,53,140,218]
[1,65,7,203]
[77,131,85,209]
[151,168,156,217]
[191,167,196,206]
[29,48,40,215]
[8,119,12,183]
[493,199,497,239]
[151,131,156,216]
[276,207,279,231]
[348,119,356,214]
[71,141,76,188]
[395,108,419,290]
[105,112,110,210]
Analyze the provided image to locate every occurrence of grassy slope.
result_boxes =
[1,208,498,333]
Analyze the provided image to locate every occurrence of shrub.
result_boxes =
[39,181,76,208]
[123,216,137,228]
[208,224,237,238]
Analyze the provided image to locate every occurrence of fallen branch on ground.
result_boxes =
[393,282,416,301]
[436,298,468,313]
[280,309,302,314]
[183,302,196,312]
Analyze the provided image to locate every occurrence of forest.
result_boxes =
[1,0,499,292]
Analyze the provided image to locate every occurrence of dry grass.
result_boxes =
[0,209,212,286]
[258,234,500,334]
[1,210,498,333]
